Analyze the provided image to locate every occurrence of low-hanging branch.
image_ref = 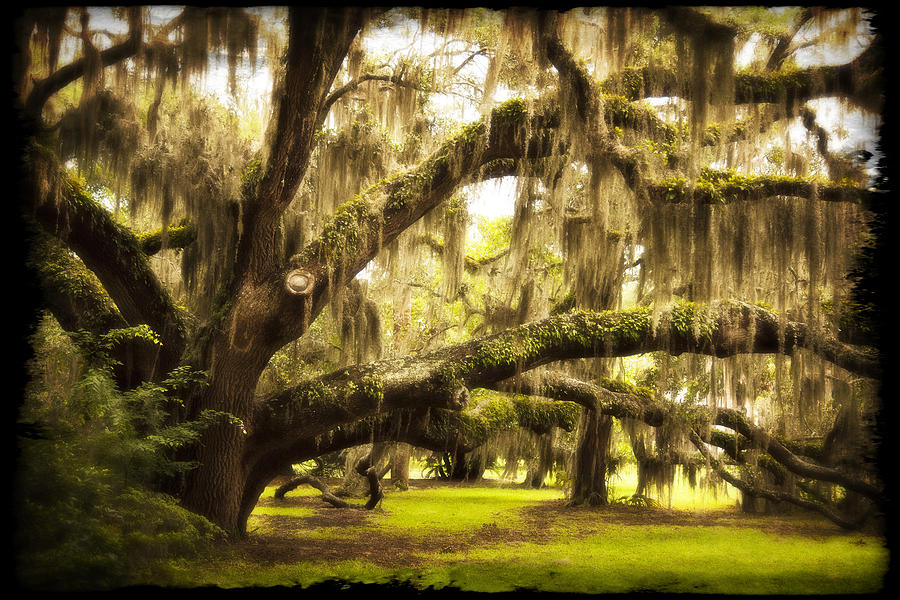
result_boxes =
[485,370,882,531]
[687,429,874,530]
[242,390,575,521]
[255,364,880,527]
[247,391,580,504]
[500,370,882,505]
[250,300,878,462]
[274,449,384,510]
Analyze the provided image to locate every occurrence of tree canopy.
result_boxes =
[15,6,889,541]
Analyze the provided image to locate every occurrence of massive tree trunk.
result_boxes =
[167,7,368,534]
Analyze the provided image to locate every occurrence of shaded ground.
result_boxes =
[225,478,871,568]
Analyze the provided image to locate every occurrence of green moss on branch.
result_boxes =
[651,167,867,204]
[138,221,197,255]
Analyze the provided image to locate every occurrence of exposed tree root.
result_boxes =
[275,451,384,510]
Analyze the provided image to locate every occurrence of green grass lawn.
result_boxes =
[168,468,889,594]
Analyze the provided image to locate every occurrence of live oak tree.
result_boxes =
[16,6,887,537]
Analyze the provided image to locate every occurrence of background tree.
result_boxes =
[16,6,887,539]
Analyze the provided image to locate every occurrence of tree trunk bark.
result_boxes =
[178,318,274,537]
[525,430,556,488]
[181,422,250,536]
[449,447,486,481]
[390,443,411,489]
[569,408,614,506]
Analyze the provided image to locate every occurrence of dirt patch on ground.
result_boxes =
[518,499,852,539]
[236,491,464,568]
[230,523,460,568]
[229,480,866,568]
[234,482,553,568]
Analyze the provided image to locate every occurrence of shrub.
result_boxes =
[15,434,223,590]
[15,316,224,590]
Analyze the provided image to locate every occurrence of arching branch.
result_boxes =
[239,98,563,359]
[687,430,874,529]
[249,300,878,468]
[321,73,430,118]
[274,446,385,510]
[519,371,880,501]
[24,152,189,379]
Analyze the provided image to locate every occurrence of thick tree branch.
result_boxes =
[600,40,882,113]
[765,8,814,72]
[237,98,562,360]
[24,152,189,379]
[687,430,874,529]
[646,171,871,205]
[274,473,362,509]
[255,25,873,365]
[249,390,579,498]
[660,7,736,44]
[274,447,385,509]
[540,16,874,211]
[492,371,667,426]
[250,300,877,460]
[23,7,142,119]
[28,226,127,336]
[709,407,881,500]
[138,221,198,256]
[27,223,184,389]
[235,7,369,285]
[502,370,882,509]
[253,361,881,525]
[445,301,879,384]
